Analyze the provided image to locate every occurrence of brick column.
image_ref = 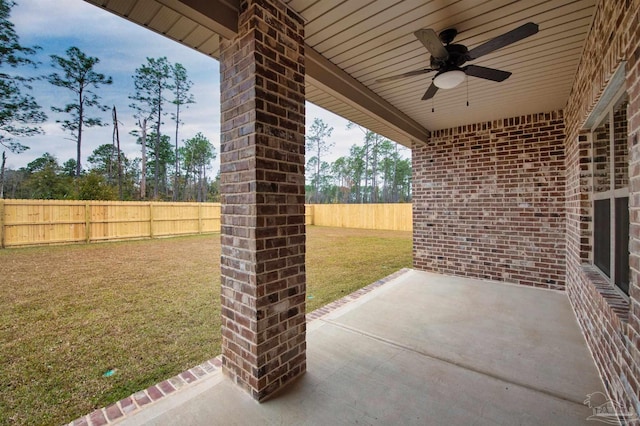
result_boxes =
[219,0,306,401]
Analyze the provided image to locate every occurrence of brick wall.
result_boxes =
[563,0,640,418]
[219,0,307,401]
[412,111,566,289]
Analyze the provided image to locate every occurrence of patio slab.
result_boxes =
[111,269,604,425]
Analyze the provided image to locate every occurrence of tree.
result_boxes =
[306,118,334,203]
[26,152,57,173]
[129,115,152,200]
[171,62,194,200]
[111,105,123,199]
[22,153,73,199]
[347,144,366,203]
[182,132,216,202]
[0,0,47,198]
[88,143,121,182]
[61,158,77,177]
[86,143,137,200]
[48,46,113,177]
[394,156,412,202]
[378,139,398,202]
[306,157,332,203]
[365,131,385,203]
[331,156,351,203]
[1,166,28,198]
[76,171,117,200]
[137,132,174,199]
[347,122,378,202]
[129,60,161,200]
[302,118,413,204]
[129,57,173,198]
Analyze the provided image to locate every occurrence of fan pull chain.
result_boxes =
[466,75,469,107]
[432,97,435,113]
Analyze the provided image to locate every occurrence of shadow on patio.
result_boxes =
[81,269,605,425]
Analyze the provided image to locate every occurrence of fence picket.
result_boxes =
[0,199,5,249]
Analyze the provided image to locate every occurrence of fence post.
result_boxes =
[149,202,154,238]
[85,202,91,243]
[305,204,313,226]
[0,199,5,249]
[198,203,203,234]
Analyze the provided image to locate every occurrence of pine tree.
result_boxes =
[48,46,113,177]
[171,63,194,200]
[130,57,173,198]
[0,0,46,198]
[306,118,334,203]
[182,132,216,202]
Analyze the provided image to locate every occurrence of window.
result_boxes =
[591,93,630,294]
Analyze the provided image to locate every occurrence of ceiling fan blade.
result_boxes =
[464,65,511,82]
[414,29,449,61]
[376,68,435,83]
[421,82,439,100]
[467,22,538,60]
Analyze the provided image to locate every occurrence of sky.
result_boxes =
[6,0,408,174]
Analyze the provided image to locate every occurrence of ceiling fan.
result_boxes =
[377,22,539,100]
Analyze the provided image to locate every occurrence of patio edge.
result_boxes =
[67,268,412,426]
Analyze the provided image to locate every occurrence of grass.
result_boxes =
[0,226,412,425]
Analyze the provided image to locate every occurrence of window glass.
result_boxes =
[615,197,629,293]
[594,198,611,277]
[593,117,610,193]
[614,100,628,190]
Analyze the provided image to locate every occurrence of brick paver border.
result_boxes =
[68,268,412,425]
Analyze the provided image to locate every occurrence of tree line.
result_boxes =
[0,0,217,201]
[1,0,410,204]
[2,132,218,201]
[306,118,412,204]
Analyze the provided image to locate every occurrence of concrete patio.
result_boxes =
[99,269,605,425]
[81,0,640,414]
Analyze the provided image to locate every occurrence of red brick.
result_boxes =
[219,0,306,402]
[72,417,89,426]
[88,409,107,426]
[146,385,163,401]
[413,112,566,290]
[132,390,151,406]
[119,396,136,415]
[180,370,197,384]
[158,380,175,395]
[562,0,640,414]
[104,403,123,421]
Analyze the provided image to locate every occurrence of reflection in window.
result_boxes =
[593,118,610,193]
[591,96,629,294]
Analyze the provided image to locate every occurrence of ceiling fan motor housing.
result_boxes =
[430,44,469,70]
[438,28,458,44]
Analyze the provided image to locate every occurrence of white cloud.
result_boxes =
[6,0,405,176]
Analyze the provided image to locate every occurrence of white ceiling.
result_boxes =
[85,0,596,147]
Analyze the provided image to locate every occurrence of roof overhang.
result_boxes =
[85,0,596,147]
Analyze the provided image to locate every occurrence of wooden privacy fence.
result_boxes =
[0,200,222,248]
[306,203,412,231]
[0,200,412,248]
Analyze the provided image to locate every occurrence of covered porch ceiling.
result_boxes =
[84,0,596,147]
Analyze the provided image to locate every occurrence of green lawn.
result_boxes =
[0,226,412,425]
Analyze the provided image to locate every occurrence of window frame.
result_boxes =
[589,86,629,297]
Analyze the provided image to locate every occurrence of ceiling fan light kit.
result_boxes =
[377,22,539,101]
[433,69,466,89]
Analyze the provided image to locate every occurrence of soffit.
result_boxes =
[291,0,596,133]
[84,0,596,146]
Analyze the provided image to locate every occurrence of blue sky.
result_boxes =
[6,0,407,173]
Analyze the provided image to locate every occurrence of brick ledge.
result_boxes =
[580,264,629,322]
